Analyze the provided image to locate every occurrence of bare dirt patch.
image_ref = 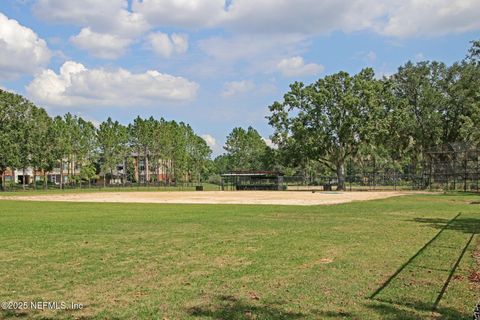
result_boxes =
[0,190,421,206]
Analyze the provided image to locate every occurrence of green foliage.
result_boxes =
[80,164,97,182]
[223,126,270,171]
[97,117,129,183]
[268,39,480,187]
[1,39,479,190]
[0,92,211,189]
[128,117,211,183]
[268,69,382,189]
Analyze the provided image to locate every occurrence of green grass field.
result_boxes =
[0,194,479,319]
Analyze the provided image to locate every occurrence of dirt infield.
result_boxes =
[0,190,418,206]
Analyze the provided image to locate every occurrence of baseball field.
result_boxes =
[0,192,479,319]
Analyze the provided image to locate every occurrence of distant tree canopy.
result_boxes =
[267,40,480,190]
[211,126,278,174]
[1,40,479,191]
[0,90,211,190]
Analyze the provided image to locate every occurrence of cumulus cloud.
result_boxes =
[380,0,480,37]
[198,34,307,70]
[34,0,148,59]
[131,0,379,33]
[133,0,480,38]
[34,0,149,37]
[227,0,480,37]
[26,61,199,108]
[222,80,255,97]
[70,28,132,59]
[201,134,217,149]
[224,0,384,34]
[201,133,223,155]
[0,12,51,78]
[132,0,226,28]
[277,56,324,77]
[147,32,188,58]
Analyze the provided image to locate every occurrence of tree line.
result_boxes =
[0,93,211,190]
[1,40,479,191]
[216,40,480,190]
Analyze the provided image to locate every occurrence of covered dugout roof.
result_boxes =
[220,171,284,177]
[220,171,285,191]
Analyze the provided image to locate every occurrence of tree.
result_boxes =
[30,107,54,189]
[73,117,97,186]
[467,39,480,63]
[391,62,445,168]
[0,90,22,190]
[268,69,382,190]
[79,164,97,187]
[188,134,212,183]
[223,126,268,171]
[97,118,128,186]
[128,116,156,183]
[15,96,37,189]
[51,116,69,189]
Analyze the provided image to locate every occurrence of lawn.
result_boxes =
[0,194,479,319]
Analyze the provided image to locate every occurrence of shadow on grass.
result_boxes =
[366,300,472,320]
[187,294,353,319]
[370,212,478,318]
[0,310,104,320]
[0,310,30,319]
[412,216,480,235]
[187,295,304,320]
[370,213,462,300]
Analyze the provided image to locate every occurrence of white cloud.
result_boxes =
[380,0,480,37]
[26,61,199,108]
[277,56,324,77]
[147,32,188,58]
[0,12,51,78]
[201,133,223,156]
[70,28,131,59]
[131,0,381,33]
[34,0,148,59]
[198,34,306,62]
[34,0,149,37]
[201,134,217,149]
[171,34,189,54]
[135,0,480,38]
[132,0,226,29]
[224,0,384,34]
[262,137,276,149]
[196,34,308,77]
[222,80,255,97]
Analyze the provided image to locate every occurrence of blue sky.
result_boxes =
[0,0,479,156]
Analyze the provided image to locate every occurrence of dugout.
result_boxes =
[220,171,286,191]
